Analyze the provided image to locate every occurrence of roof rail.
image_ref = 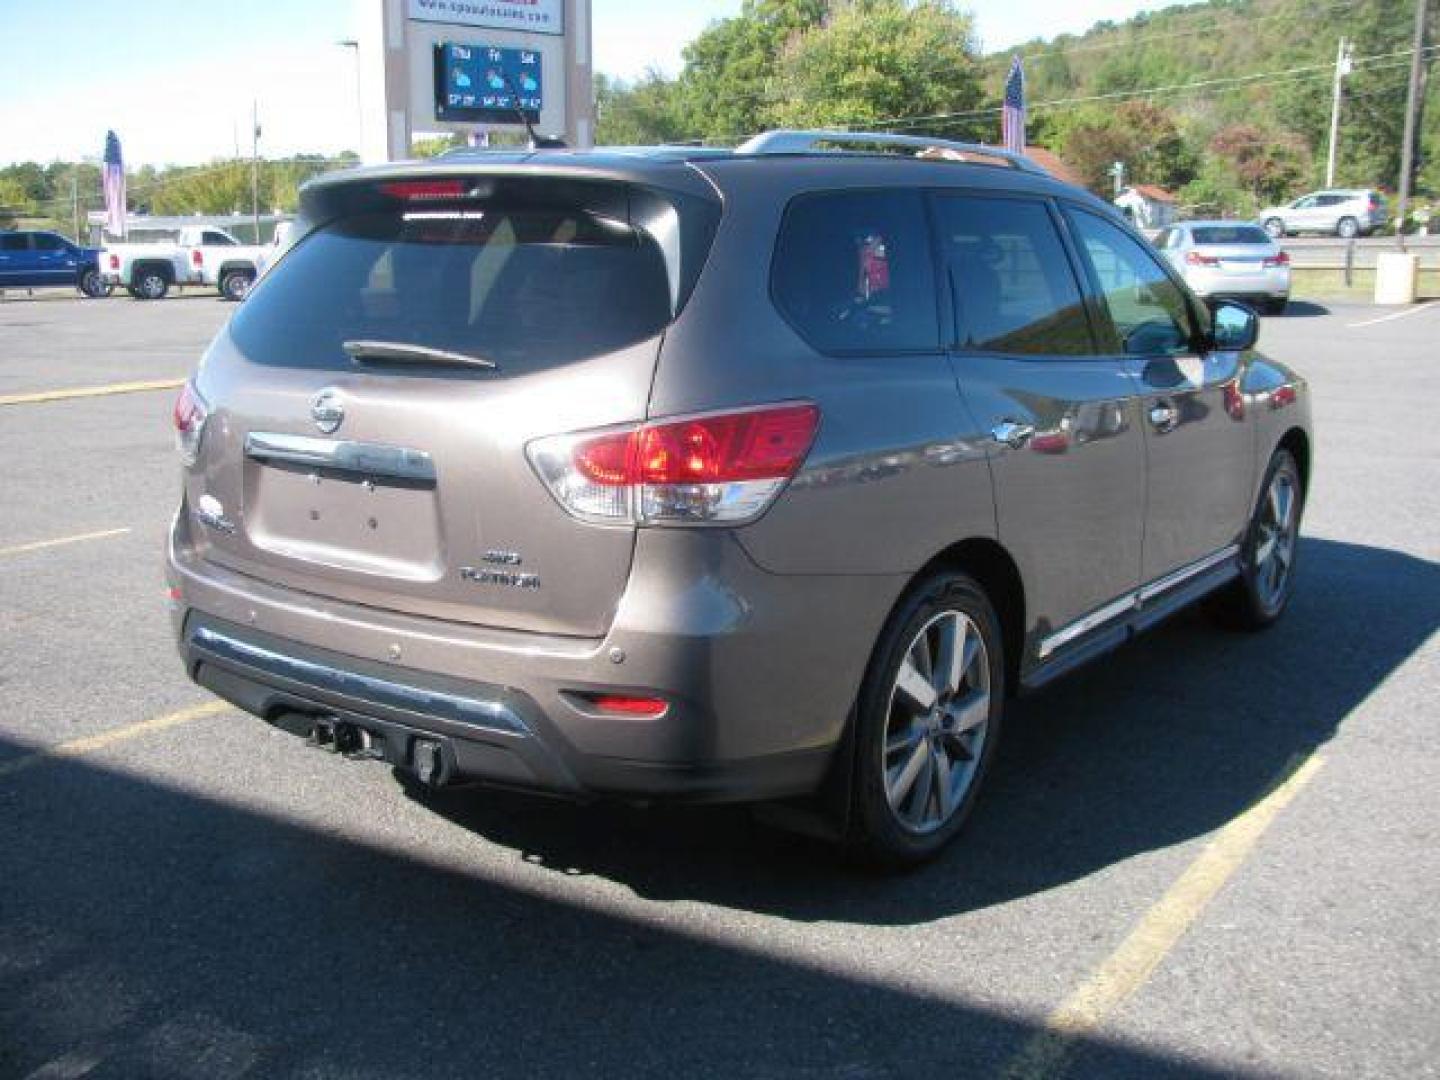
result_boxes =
[734,129,1050,177]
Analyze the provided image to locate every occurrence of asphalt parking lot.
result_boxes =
[1,295,1436,1079]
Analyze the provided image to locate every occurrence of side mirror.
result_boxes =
[1208,300,1259,351]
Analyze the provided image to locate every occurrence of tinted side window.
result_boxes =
[32,233,64,251]
[934,196,1093,356]
[202,231,237,246]
[0,234,29,251]
[1068,210,1194,357]
[772,190,938,354]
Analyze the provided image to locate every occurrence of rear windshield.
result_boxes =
[1190,226,1271,246]
[229,208,673,371]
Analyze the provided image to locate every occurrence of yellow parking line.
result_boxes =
[0,378,183,407]
[0,527,131,559]
[0,700,231,779]
[1002,751,1325,1080]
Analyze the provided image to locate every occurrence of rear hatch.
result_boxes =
[184,164,720,637]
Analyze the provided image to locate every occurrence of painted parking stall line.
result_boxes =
[0,527,132,559]
[1347,302,1436,329]
[0,378,183,407]
[1002,751,1326,1080]
[0,700,231,780]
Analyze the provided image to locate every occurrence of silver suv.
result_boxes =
[167,130,1312,864]
[1259,189,1388,239]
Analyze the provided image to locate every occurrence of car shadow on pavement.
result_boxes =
[1,743,1240,1078]
[1272,300,1329,318]
[404,537,1439,922]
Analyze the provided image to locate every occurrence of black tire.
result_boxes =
[134,268,169,300]
[219,269,254,302]
[1209,448,1303,631]
[1336,216,1359,239]
[77,268,112,298]
[846,571,1005,868]
[1263,218,1286,240]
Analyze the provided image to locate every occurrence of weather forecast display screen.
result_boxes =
[434,43,542,123]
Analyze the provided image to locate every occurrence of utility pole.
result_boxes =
[250,100,262,244]
[1325,37,1351,188]
[70,169,80,245]
[1395,0,1429,251]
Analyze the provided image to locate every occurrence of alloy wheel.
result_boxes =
[882,610,990,834]
[1252,465,1298,609]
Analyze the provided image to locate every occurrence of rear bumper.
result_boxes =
[168,509,905,803]
[1183,266,1290,300]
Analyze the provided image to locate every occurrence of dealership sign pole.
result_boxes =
[356,0,593,162]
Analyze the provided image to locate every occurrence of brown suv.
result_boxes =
[167,131,1312,863]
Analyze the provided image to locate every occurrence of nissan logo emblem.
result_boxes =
[310,388,344,434]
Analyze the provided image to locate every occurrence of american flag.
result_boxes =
[102,131,126,238]
[1001,56,1026,156]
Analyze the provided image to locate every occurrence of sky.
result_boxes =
[0,0,1194,166]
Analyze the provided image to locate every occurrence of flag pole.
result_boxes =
[251,101,261,245]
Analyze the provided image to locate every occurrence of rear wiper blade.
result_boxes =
[343,340,498,370]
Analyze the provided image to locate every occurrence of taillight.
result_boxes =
[1186,251,1220,266]
[173,380,209,466]
[528,403,820,525]
[1264,251,1290,268]
[191,249,203,267]
[107,253,119,270]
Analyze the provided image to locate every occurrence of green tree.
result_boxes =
[1056,101,1196,193]
[767,0,983,130]
[1208,122,1308,202]
[672,0,829,140]
[595,72,688,145]
[0,175,32,228]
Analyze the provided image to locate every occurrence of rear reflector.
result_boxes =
[529,403,820,525]
[1263,251,1290,268]
[580,694,669,718]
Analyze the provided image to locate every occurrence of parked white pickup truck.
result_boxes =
[101,227,264,301]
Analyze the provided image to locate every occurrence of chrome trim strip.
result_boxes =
[1138,544,1241,603]
[1038,545,1242,660]
[191,626,527,735]
[244,432,436,483]
[1038,594,1138,660]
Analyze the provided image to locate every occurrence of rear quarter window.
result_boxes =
[771,190,939,354]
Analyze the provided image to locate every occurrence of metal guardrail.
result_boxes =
[1282,240,1440,270]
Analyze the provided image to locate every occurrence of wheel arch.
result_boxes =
[915,537,1027,697]
[1277,426,1311,498]
[132,259,174,283]
[218,260,256,277]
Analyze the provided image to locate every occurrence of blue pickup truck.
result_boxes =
[0,230,111,297]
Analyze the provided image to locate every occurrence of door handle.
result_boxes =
[990,420,1035,449]
[1149,402,1179,432]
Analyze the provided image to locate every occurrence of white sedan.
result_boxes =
[1154,221,1291,315]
